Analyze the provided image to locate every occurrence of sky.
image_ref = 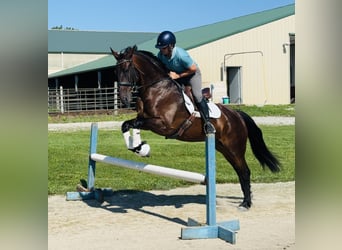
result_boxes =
[48,0,295,32]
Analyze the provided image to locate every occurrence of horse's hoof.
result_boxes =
[135,143,151,157]
[238,201,251,211]
[237,206,249,212]
[128,141,151,157]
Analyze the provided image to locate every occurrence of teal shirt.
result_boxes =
[157,47,196,74]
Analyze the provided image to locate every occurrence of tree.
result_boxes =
[51,25,78,30]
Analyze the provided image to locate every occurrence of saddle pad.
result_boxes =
[183,91,221,118]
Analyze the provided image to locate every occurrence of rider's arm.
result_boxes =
[169,63,197,79]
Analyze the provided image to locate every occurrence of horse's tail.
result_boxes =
[237,110,281,172]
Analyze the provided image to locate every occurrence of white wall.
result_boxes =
[189,15,295,105]
[48,53,107,75]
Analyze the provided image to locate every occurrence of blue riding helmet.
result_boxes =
[155,31,176,49]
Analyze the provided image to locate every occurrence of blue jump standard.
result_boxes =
[66,123,240,244]
[180,132,239,243]
[66,123,113,201]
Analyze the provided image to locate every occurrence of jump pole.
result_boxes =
[66,122,239,244]
[91,153,206,183]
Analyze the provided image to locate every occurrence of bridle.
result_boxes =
[116,59,132,66]
[115,58,137,88]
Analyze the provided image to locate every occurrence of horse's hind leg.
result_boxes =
[216,143,252,209]
[233,158,252,209]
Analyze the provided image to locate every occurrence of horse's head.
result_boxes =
[111,45,139,107]
[111,45,171,107]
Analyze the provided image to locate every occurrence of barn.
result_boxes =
[48,4,295,113]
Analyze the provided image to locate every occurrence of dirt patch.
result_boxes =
[48,182,295,250]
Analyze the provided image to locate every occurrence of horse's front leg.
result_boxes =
[121,118,150,157]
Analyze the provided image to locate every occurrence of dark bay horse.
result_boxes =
[110,45,280,209]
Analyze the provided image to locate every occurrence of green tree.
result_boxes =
[51,25,78,30]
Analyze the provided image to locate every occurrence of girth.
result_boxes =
[165,113,197,139]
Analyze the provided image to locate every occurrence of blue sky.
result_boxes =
[48,0,295,32]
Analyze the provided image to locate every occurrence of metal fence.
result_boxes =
[48,86,126,114]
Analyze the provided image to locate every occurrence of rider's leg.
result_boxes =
[187,69,216,134]
[196,98,216,134]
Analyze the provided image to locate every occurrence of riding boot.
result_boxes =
[196,99,216,134]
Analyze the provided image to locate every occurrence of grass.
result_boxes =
[48,125,294,195]
[229,104,295,116]
[48,104,295,123]
[48,110,136,123]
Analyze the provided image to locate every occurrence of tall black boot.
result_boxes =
[197,99,216,134]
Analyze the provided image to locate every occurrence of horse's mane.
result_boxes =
[135,49,170,74]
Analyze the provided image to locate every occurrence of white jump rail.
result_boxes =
[91,153,205,184]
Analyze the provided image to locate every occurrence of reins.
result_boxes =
[116,49,183,94]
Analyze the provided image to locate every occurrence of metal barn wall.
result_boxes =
[189,15,295,105]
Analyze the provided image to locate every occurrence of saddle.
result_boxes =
[183,86,221,118]
[166,86,221,139]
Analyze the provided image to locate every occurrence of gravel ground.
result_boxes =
[49,182,295,250]
[48,116,294,132]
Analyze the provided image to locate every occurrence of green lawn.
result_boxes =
[48,125,294,195]
[48,104,295,123]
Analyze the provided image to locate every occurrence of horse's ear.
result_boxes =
[127,45,137,58]
[110,47,120,60]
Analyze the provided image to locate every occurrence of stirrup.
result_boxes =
[204,121,216,134]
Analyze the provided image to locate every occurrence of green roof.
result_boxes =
[48,30,158,53]
[139,4,294,52]
[49,4,294,78]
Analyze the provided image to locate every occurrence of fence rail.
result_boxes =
[48,86,131,114]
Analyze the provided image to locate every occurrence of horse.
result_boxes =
[110,45,280,209]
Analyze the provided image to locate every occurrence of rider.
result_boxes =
[155,30,216,134]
